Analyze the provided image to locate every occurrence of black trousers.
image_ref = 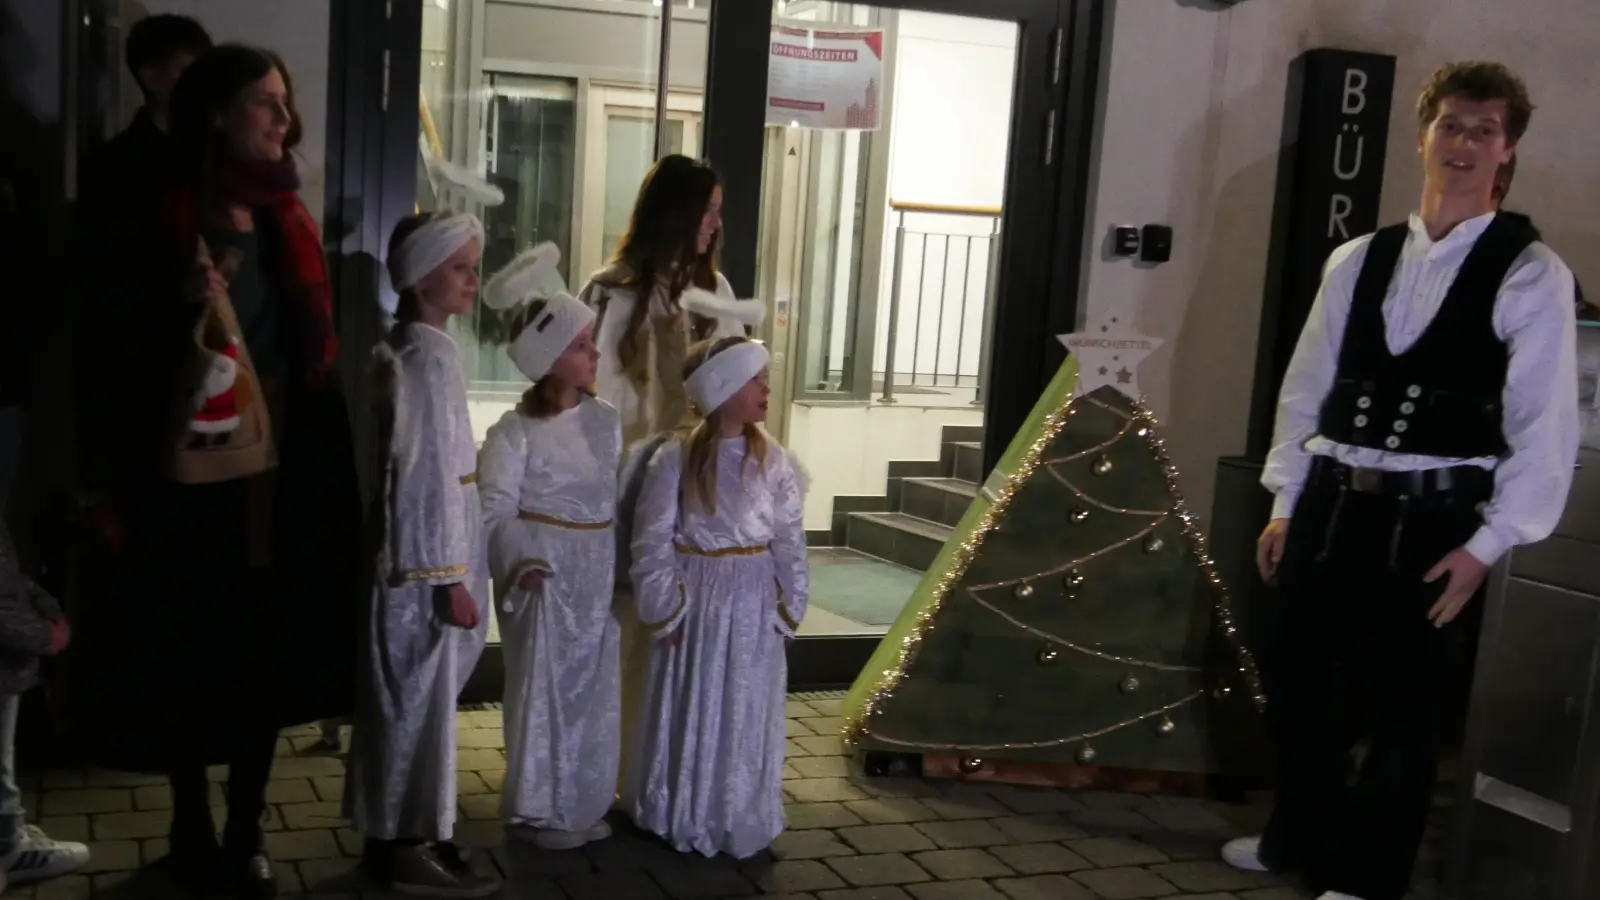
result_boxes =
[167,728,279,860]
[1258,461,1486,900]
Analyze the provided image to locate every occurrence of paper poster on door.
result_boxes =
[766,21,884,131]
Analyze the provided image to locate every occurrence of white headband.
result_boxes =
[391,213,485,291]
[509,292,596,383]
[686,341,770,415]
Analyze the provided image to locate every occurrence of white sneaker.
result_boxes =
[583,820,612,843]
[1221,835,1271,872]
[1,825,91,885]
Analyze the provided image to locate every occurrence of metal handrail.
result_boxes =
[878,204,1004,404]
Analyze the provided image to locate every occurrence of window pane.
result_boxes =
[602,115,686,262]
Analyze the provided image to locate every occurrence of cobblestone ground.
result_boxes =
[17,695,1446,900]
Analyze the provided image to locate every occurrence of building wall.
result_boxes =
[1081,0,1600,524]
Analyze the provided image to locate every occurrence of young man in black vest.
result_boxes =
[1222,61,1579,900]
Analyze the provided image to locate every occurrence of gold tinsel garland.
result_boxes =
[842,388,1267,752]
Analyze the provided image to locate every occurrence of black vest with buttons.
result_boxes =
[1316,213,1538,459]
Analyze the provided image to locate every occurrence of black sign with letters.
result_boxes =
[1247,48,1396,455]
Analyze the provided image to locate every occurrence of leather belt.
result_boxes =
[459,473,477,485]
[1314,457,1490,498]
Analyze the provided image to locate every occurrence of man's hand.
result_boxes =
[1425,547,1489,627]
[1256,518,1290,582]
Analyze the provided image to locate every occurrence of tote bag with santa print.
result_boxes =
[171,289,277,485]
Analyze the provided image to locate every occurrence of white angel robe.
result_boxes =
[479,396,624,832]
[624,437,809,859]
[345,323,490,842]
[583,273,761,443]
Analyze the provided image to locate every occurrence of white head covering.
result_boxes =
[483,242,566,311]
[507,293,596,383]
[389,213,485,292]
[482,242,589,383]
[685,341,770,415]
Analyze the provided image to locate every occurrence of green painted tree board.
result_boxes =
[843,358,1264,774]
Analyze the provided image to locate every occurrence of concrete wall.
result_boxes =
[1082,0,1600,524]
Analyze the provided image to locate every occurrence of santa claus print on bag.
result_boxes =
[189,340,246,447]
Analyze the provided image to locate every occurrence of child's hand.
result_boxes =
[433,584,480,630]
[45,618,71,656]
[517,566,549,591]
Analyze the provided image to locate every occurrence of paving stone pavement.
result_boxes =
[16,695,1447,899]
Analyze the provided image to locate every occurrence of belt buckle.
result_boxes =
[1349,468,1383,494]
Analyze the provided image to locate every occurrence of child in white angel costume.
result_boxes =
[476,245,625,850]
[344,212,499,898]
[625,336,809,859]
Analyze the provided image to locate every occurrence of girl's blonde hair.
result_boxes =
[679,335,769,512]
[508,298,595,419]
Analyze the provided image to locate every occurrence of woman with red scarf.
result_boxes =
[73,45,362,899]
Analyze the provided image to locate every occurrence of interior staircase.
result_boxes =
[816,424,984,570]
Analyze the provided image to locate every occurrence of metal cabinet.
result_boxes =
[1450,450,1600,900]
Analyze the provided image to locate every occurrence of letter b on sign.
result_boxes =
[1342,68,1368,115]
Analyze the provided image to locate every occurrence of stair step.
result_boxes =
[949,441,983,484]
[845,511,952,571]
[900,477,978,527]
[941,424,985,446]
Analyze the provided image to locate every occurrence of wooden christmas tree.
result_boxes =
[842,357,1266,790]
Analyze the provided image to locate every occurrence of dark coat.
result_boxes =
[69,168,365,772]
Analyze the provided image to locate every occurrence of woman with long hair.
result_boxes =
[73,44,362,899]
[583,154,766,446]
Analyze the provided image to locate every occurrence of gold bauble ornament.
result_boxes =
[1065,569,1085,589]
[1037,647,1060,665]
[959,756,984,774]
[1091,455,1114,476]
[1076,744,1097,764]
[1136,427,1151,438]
[1155,716,1177,737]
[1013,582,1035,599]
[1143,534,1165,554]
[1119,675,1141,694]
[1070,506,1090,524]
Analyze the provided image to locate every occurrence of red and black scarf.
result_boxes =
[160,156,338,386]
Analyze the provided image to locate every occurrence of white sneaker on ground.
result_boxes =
[1317,893,1366,900]
[1221,835,1271,872]
[583,820,612,843]
[1,825,91,885]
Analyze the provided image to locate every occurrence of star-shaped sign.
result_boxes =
[1057,318,1162,400]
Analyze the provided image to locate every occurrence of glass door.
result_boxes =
[752,0,1068,672]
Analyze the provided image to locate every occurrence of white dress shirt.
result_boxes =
[1262,211,1579,566]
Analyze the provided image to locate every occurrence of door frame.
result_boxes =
[704,0,1106,687]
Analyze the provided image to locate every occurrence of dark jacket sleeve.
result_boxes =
[0,525,52,656]
[75,177,206,496]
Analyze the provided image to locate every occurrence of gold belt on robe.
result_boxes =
[459,473,477,485]
[675,542,770,557]
[518,510,613,530]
